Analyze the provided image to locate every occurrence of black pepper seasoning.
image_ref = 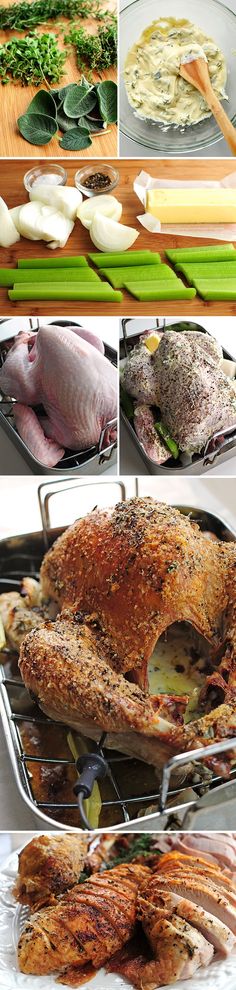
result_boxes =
[83,172,112,190]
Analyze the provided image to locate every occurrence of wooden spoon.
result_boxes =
[179,57,236,156]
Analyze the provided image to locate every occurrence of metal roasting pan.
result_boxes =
[0,478,236,832]
[120,319,236,475]
[0,320,117,475]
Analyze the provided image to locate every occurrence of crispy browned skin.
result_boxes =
[155,852,236,891]
[13,834,88,911]
[18,863,150,983]
[40,499,231,683]
[19,498,236,775]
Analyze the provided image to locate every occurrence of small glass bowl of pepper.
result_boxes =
[74,164,119,197]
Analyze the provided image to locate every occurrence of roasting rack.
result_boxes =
[120,318,236,476]
[0,319,117,475]
[0,478,236,832]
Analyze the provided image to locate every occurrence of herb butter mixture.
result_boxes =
[124,17,227,126]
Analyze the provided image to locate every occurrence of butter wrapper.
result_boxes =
[134,169,236,240]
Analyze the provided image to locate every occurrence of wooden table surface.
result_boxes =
[1,157,236,317]
[0,0,117,158]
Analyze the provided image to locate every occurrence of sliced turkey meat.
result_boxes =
[138,887,235,957]
[138,914,213,989]
[147,876,236,934]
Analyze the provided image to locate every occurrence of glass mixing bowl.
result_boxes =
[119,0,236,153]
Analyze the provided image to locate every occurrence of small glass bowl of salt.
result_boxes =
[24,164,67,192]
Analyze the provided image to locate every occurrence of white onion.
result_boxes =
[90,212,139,252]
[77,195,122,229]
[0,197,20,247]
[30,184,82,221]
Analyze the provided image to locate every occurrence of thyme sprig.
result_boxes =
[0,0,104,31]
[64,15,117,73]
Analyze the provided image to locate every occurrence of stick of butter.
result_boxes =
[146,188,236,224]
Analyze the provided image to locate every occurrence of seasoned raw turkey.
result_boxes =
[19,497,236,777]
[154,332,236,453]
[13,834,88,911]
[18,863,150,983]
[122,331,236,454]
[122,338,158,405]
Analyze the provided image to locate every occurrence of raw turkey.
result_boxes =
[0,324,117,466]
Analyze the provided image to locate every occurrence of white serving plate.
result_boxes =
[0,849,236,990]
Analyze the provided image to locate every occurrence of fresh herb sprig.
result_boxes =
[17,78,117,148]
[0,32,67,85]
[104,835,161,869]
[64,15,117,74]
[0,0,104,31]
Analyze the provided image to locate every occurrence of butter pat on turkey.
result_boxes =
[144,333,160,353]
[146,188,236,224]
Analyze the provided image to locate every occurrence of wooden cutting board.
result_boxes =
[1,157,236,316]
[0,0,117,158]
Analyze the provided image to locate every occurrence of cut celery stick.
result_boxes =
[18,256,88,268]
[100,264,177,288]
[194,279,236,300]
[0,267,100,286]
[89,251,161,268]
[166,244,236,264]
[124,280,196,300]
[9,282,122,301]
[176,262,236,284]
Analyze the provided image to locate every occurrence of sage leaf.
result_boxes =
[24,89,57,119]
[80,75,92,92]
[52,81,78,102]
[56,108,77,132]
[63,83,97,118]
[17,112,58,145]
[59,125,92,149]
[85,115,105,131]
[97,80,117,123]
[78,115,91,130]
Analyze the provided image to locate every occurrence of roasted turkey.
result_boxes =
[13,834,88,911]
[108,853,236,989]
[18,497,236,779]
[18,863,150,984]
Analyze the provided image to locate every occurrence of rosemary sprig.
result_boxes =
[0,0,103,31]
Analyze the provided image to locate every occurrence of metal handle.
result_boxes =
[159,735,236,813]
[203,422,236,466]
[38,479,127,548]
